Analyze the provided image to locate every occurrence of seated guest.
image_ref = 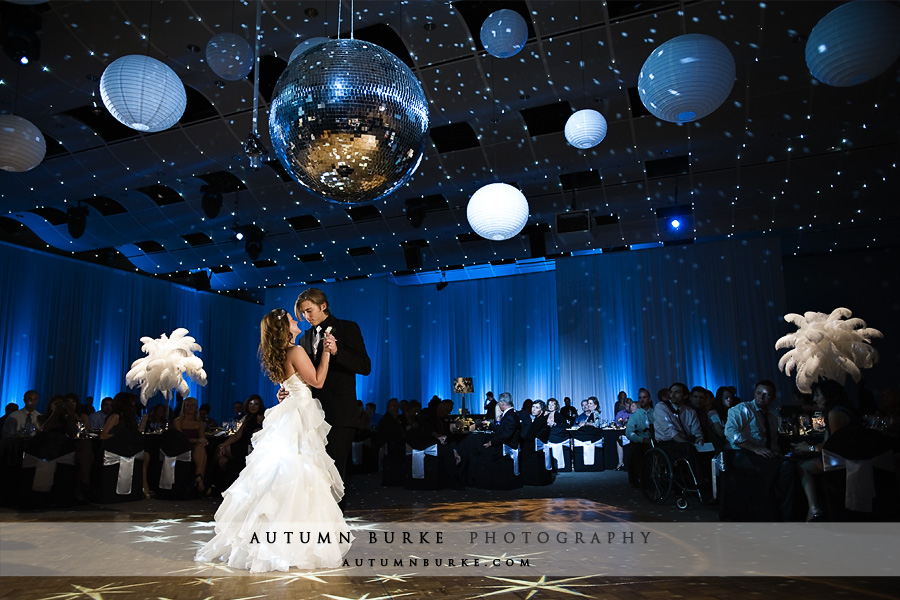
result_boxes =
[614,398,633,426]
[460,392,521,487]
[100,392,150,498]
[88,397,113,430]
[724,379,796,521]
[174,396,209,495]
[231,400,245,422]
[416,398,462,488]
[0,402,18,436]
[545,398,559,429]
[376,398,405,446]
[654,382,709,493]
[214,395,265,492]
[705,387,734,451]
[401,399,422,438]
[559,397,578,428]
[366,402,381,430]
[573,399,591,426]
[1,390,42,438]
[139,404,168,433]
[520,400,550,444]
[612,398,635,470]
[576,397,602,428]
[198,404,218,432]
[790,379,861,521]
[625,388,655,486]
[689,386,707,411]
[656,387,670,407]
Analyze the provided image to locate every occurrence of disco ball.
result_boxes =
[480,9,528,59]
[638,33,735,123]
[269,39,429,204]
[206,32,253,81]
[806,1,900,87]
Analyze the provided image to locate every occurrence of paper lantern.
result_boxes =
[565,109,608,149]
[637,33,735,123]
[288,37,329,64]
[100,55,186,132]
[480,9,528,59]
[806,1,900,87]
[467,183,529,241]
[269,39,429,204]
[0,115,46,172]
[206,33,253,81]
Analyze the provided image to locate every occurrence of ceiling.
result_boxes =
[2,0,899,298]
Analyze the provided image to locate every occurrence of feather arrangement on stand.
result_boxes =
[125,327,208,405]
[775,308,882,393]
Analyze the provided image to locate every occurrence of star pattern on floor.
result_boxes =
[471,575,606,599]
[465,550,546,566]
[366,573,417,583]
[322,593,414,600]
[132,534,177,543]
[251,570,347,585]
[124,525,170,533]
[38,582,154,600]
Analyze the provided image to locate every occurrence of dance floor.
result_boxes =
[1,470,897,600]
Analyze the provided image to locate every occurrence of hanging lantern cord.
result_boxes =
[243,0,268,170]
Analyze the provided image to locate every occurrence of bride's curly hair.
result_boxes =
[259,309,292,383]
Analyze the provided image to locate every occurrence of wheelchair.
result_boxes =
[639,438,708,510]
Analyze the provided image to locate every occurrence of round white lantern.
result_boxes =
[0,115,46,172]
[100,55,186,132]
[467,183,529,241]
[638,33,735,123]
[565,109,608,149]
[288,37,329,64]
[480,9,528,59]
[806,1,900,87]
[206,33,254,81]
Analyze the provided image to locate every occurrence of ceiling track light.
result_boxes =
[200,185,223,219]
[66,205,89,239]
[436,271,448,291]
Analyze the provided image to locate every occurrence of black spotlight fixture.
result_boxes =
[436,271,448,292]
[233,224,264,260]
[200,185,223,219]
[405,198,427,228]
[66,205,89,239]
[1,3,42,66]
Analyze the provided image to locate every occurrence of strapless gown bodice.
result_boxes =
[195,373,350,572]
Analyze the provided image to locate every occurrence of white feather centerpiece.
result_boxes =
[775,308,883,393]
[125,328,208,405]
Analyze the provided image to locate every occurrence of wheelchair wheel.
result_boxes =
[676,496,689,510]
[640,448,673,504]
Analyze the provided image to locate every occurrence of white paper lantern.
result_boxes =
[288,37,329,64]
[480,9,528,59]
[206,33,254,81]
[565,109,608,149]
[806,1,900,87]
[0,115,46,172]
[638,33,735,123]
[467,183,529,241]
[100,55,186,132]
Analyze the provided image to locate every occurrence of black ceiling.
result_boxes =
[1,0,899,295]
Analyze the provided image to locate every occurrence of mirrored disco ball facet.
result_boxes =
[269,39,429,204]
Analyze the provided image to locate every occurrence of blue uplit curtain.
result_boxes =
[555,238,787,417]
[267,271,560,413]
[0,243,262,417]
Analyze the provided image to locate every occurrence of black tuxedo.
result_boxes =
[298,314,370,478]
[488,408,520,450]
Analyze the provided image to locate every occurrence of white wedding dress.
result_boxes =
[195,373,351,572]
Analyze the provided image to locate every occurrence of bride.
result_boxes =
[195,308,352,572]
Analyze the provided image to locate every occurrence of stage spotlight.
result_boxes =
[670,218,681,230]
[66,205,89,239]
[233,224,264,259]
[200,185,223,219]
[235,231,244,241]
[436,272,448,291]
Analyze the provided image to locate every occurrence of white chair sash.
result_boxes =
[158,449,192,490]
[534,439,553,470]
[502,444,520,476]
[22,452,75,492]
[711,452,726,500]
[620,435,630,446]
[103,450,144,495]
[573,438,604,466]
[544,441,567,469]
[406,444,438,479]
[822,449,896,513]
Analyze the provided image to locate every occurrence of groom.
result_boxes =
[280,288,371,483]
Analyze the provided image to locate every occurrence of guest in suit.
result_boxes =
[279,288,371,484]
[559,396,578,428]
[482,392,520,453]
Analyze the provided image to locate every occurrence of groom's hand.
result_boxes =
[276,387,289,403]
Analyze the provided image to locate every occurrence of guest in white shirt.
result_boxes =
[1,390,42,438]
